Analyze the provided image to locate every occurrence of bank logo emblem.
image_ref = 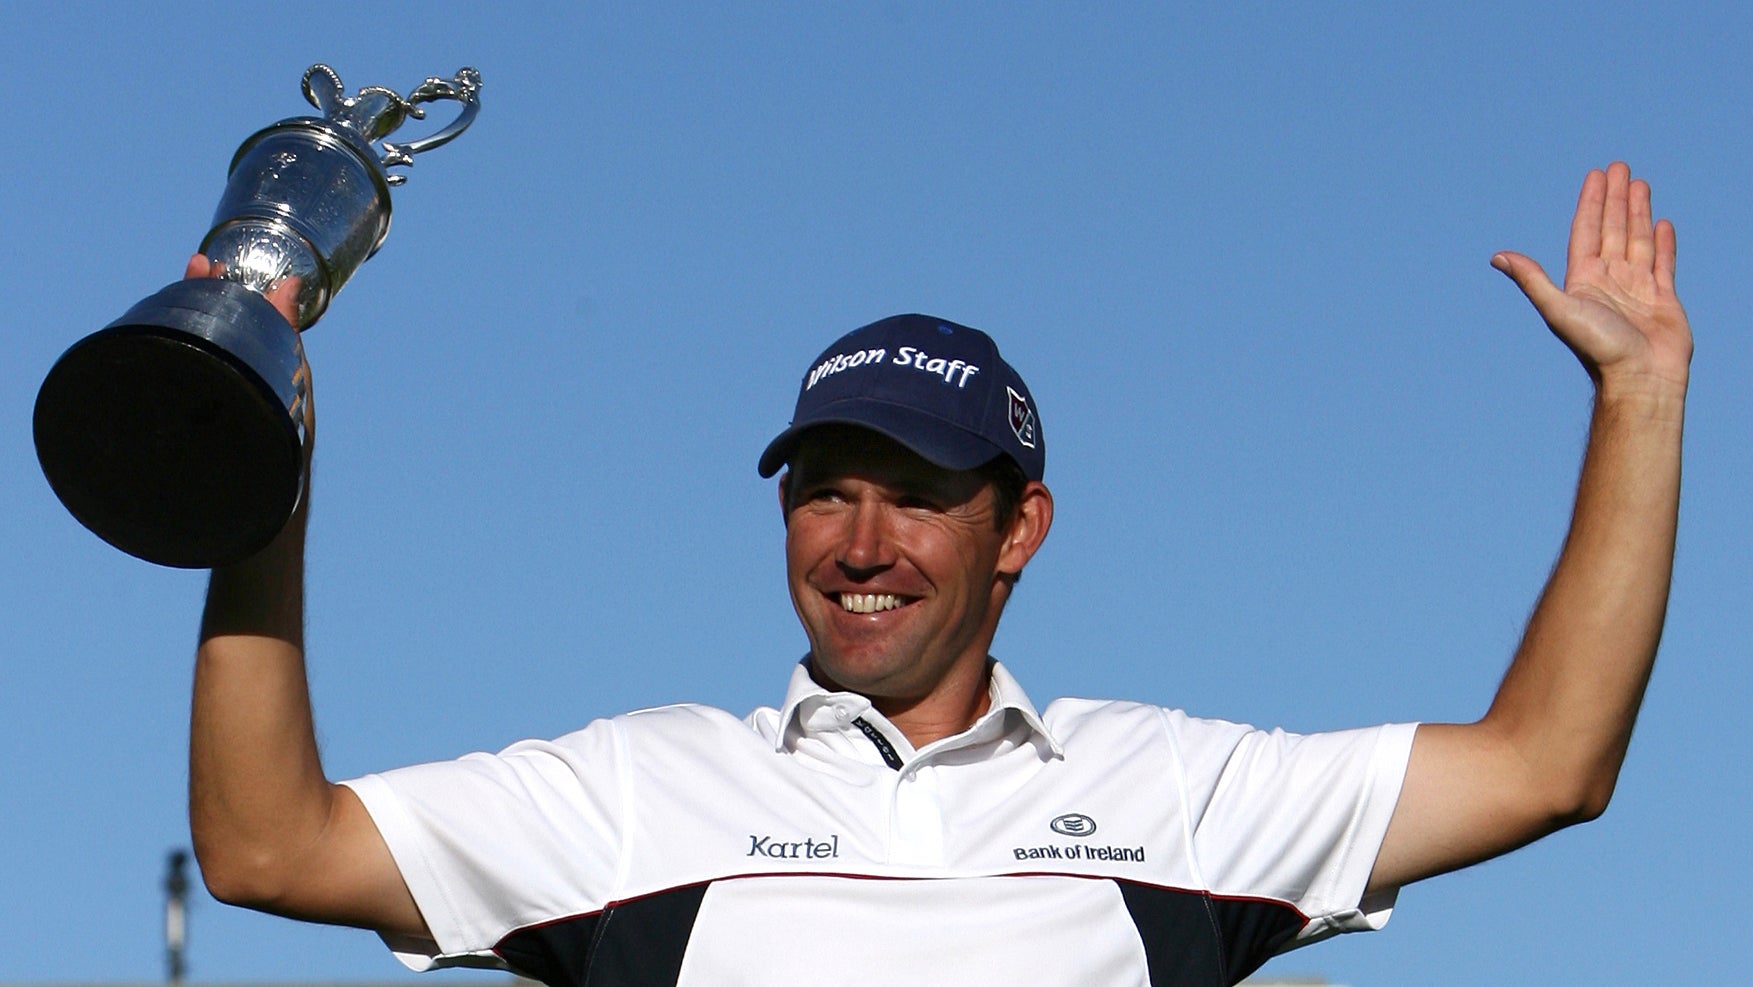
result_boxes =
[1050,813,1097,838]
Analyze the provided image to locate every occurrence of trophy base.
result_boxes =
[34,279,306,569]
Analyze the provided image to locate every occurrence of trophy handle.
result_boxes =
[379,67,482,184]
[302,64,415,142]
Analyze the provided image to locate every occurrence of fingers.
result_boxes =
[1626,176,1656,269]
[1654,217,1678,294]
[1567,168,1606,273]
[1598,161,1631,261]
[185,253,301,326]
[265,275,303,326]
[1567,162,1668,279]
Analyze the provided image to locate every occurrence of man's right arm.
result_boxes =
[186,255,429,939]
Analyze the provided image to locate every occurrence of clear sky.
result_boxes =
[3,3,1747,984]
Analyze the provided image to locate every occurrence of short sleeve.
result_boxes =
[339,717,629,970]
[1175,716,1417,946]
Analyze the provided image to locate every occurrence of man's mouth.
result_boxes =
[838,592,910,614]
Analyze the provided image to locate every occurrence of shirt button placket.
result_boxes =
[890,761,945,866]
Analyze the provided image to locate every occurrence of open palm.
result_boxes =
[1492,162,1691,395]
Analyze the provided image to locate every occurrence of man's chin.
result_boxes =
[805,651,914,699]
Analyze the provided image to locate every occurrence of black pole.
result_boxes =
[164,850,189,984]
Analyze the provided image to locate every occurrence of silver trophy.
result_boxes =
[34,64,481,568]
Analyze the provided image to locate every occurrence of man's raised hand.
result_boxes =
[183,253,313,460]
[183,253,304,327]
[1491,162,1692,399]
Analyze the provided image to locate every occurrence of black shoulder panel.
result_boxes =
[496,883,710,987]
[1116,880,1305,986]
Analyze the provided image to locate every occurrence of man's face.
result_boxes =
[783,426,1019,708]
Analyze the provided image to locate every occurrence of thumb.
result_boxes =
[1492,249,1619,379]
[1489,250,1565,314]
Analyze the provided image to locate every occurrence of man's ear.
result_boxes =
[997,481,1053,576]
[777,472,791,528]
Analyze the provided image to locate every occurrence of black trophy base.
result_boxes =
[34,279,306,569]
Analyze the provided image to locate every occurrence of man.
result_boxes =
[189,162,1688,985]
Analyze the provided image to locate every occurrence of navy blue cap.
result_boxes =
[758,314,1044,481]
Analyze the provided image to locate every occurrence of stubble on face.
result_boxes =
[782,427,1013,713]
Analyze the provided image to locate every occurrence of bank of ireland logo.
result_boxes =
[1050,813,1097,838]
[1007,386,1037,449]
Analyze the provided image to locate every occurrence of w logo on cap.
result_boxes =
[1007,387,1037,450]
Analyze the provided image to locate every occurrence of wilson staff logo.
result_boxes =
[1007,387,1037,449]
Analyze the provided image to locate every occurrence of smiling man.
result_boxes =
[764,320,1054,747]
[190,163,1689,985]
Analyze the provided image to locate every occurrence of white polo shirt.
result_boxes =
[343,662,1415,986]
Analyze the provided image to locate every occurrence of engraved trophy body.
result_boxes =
[34,65,480,568]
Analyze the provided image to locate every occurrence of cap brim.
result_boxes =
[757,398,1007,478]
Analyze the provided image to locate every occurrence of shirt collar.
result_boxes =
[773,657,1063,758]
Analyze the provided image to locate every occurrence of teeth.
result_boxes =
[840,593,902,613]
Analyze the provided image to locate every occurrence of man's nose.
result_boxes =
[837,501,895,575]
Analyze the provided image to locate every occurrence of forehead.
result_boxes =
[787,425,987,499]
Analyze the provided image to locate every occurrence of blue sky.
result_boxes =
[3,3,1748,984]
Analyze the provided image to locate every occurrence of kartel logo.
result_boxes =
[1007,386,1037,449]
[747,833,841,860]
[1050,813,1097,838]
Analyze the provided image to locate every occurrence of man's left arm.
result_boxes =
[1368,162,1692,892]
